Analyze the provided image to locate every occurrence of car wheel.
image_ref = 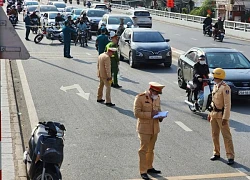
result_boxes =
[129,52,136,68]
[178,69,187,89]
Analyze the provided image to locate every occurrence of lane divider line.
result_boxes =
[175,121,193,132]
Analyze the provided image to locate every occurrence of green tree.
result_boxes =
[190,0,215,17]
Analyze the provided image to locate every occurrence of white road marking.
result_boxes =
[60,84,90,100]
[175,121,193,131]
[236,168,250,179]
[175,34,180,36]
[211,43,217,46]
[16,60,39,130]
[174,81,178,85]
[191,38,197,40]
[86,53,91,56]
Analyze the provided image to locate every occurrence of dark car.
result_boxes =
[118,28,172,68]
[177,47,250,99]
[80,9,107,32]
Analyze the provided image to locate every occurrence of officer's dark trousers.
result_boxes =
[194,82,202,101]
[64,41,71,57]
[111,67,118,85]
[25,27,30,39]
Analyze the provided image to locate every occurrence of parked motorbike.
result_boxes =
[31,18,39,34]
[9,14,18,26]
[203,24,212,37]
[184,79,213,112]
[34,26,64,44]
[214,29,225,42]
[23,121,66,180]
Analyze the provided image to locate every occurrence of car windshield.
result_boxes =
[26,1,38,6]
[41,6,58,12]
[95,5,107,9]
[86,10,106,17]
[54,3,66,8]
[134,11,150,16]
[27,6,37,12]
[49,12,58,19]
[108,17,132,24]
[66,7,76,12]
[74,9,82,15]
[206,52,250,69]
[133,32,165,42]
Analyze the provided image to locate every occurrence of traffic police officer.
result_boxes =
[62,21,77,58]
[105,31,121,88]
[133,82,165,180]
[208,68,235,165]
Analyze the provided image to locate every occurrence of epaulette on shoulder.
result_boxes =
[222,82,227,86]
[138,93,146,96]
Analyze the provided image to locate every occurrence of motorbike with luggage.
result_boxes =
[184,79,213,112]
[23,121,66,180]
[34,26,64,44]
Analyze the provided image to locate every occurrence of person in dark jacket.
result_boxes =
[24,12,31,41]
[55,13,64,26]
[62,21,77,58]
[96,28,110,55]
[213,17,224,36]
[97,22,109,36]
[193,55,209,109]
[203,14,212,32]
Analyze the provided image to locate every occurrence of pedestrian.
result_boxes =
[116,18,125,36]
[95,27,110,55]
[97,48,117,107]
[62,21,77,58]
[24,11,31,41]
[105,31,121,88]
[133,82,165,180]
[208,68,235,165]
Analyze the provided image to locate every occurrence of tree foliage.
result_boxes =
[190,0,215,17]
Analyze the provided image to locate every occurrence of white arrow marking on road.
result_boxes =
[175,121,193,131]
[60,84,90,100]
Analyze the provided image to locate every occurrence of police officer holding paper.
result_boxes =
[133,82,166,180]
[208,68,235,165]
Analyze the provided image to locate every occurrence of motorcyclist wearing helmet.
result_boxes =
[55,13,65,26]
[30,11,39,19]
[207,68,235,165]
[203,14,212,33]
[81,13,89,23]
[8,4,18,17]
[97,22,109,36]
[213,17,224,37]
[126,22,132,28]
[193,55,209,109]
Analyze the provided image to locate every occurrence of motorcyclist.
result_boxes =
[30,11,39,19]
[213,17,224,37]
[81,13,89,23]
[75,17,81,25]
[87,1,91,8]
[126,22,132,28]
[97,22,109,36]
[76,18,88,46]
[8,5,18,16]
[203,14,212,33]
[55,13,65,26]
[193,55,209,110]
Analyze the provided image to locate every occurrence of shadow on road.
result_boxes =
[120,88,138,96]
[136,64,177,74]
[223,40,250,47]
[231,99,250,115]
[219,158,250,171]
[119,76,140,84]
[31,56,99,82]
[113,106,135,119]
[148,173,167,180]
[230,119,250,132]
[72,58,95,64]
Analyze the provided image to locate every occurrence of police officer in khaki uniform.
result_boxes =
[133,82,165,180]
[208,68,235,165]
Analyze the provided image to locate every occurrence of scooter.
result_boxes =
[34,26,64,44]
[214,29,225,42]
[75,29,88,47]
[9,14,18,26]
[203,24,212,37]
[23,121,66,180]
[184,79,213,112]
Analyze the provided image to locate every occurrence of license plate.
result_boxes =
[238,90,250,95]
[149,56,162,59]
[221,33,224,35]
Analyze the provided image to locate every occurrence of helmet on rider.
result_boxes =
[109,31,117,38]
[218,16,222,21]
[212,68,226,80]
[127,22,132,28]
[198,55,206,65]
[207,14,210,17]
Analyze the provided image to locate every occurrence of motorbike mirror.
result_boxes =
[165,39,170,42]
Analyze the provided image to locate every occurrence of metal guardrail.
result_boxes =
[111,3,250,32]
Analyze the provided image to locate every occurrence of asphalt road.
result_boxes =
[10,8,250,180]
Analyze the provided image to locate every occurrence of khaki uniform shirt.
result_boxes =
[133,91,161,135]
[97,53,111,79]
[210,81,231,120]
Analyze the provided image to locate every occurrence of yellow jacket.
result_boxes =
[97,53,111,78]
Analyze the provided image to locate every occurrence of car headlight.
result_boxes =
[166,51,171,56]
[136,51,143,57]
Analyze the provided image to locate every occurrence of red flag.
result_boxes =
[167,0,174,8]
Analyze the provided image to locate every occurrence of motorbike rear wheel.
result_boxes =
[34,34,44,44]
[33,169,58,180]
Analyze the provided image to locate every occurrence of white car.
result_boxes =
[35,5,59,18]
[125,9,152,28]
[92,3,109,13]
[63,6,77,17]
[40,11,61,26]
[47,2,66,12]
[22,0,39,10]
[98,14,133,32]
